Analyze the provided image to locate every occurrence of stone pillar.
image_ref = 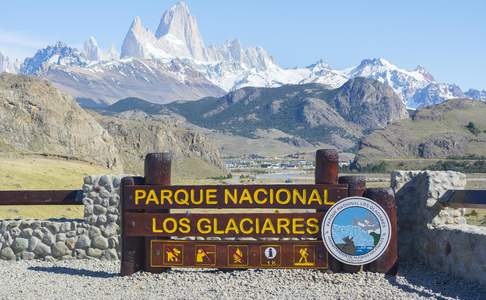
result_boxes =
[81,174,125,260]
[391,171,467,261]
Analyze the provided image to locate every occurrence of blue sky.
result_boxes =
[0,0,484,89]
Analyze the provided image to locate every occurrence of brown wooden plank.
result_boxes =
[124,213,324,238]
[123,184,348,210]
[0,190,82,205]
[443,190,486,208]
[146,240,328,271]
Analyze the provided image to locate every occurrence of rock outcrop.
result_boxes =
[0,73,227,178]
[354,99,486,167]
[0,73,120,169]
[93,111,227,178]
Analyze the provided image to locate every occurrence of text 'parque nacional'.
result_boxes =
[124,184,348,209]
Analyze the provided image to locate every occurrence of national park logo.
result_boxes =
[321,197,391,265]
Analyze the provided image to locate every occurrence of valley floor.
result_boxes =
[1,156,485,225]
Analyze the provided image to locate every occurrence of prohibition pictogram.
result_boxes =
[228,245,248,267]
[163,244,184,266]
[195,245,216,266]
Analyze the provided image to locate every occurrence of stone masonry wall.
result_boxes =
[0,175,123,261]
[392,170,486,285]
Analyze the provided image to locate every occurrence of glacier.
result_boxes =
[332,225,375,247]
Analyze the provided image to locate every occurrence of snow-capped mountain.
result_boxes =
[0,52,20,73]
[10,1,484,107]
[21,41,88,75]
[465,89,486,101]
[83,37,119,62]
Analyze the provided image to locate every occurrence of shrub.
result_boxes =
[466,122,481,135]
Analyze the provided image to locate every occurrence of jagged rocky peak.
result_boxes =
[206,39,275,70]
[83,36,102,61]
[83,37,119,61]
[414,64,435,81]
[21,41,87,75]
[121,16,162,59]
[155,1,206,60]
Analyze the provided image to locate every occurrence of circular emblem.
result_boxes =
[264,247,277,259]
[321,197,391,265]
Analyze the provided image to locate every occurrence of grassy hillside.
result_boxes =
[355,99,486,170]
[0,156,112,219]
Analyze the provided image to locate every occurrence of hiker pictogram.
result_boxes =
[293,245,316,266]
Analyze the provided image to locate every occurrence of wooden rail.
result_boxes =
[0,190,82,205]
[443,190,486,208]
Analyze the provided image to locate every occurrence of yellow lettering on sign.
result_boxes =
[179,218,190,234]
[323,189,334,205]
[191,189,203,205]
[276,189,291,205]
[261,218,276,234]
[135,190,146,205]
[240,189,252,204]
[160,190,173,205]
[146,190,159,205]
[308,190,322,205]
[174,190,189,205]
[240,218,254,234]
[277,218,291,234]
[293,189,306,206]
[152,217,163,233]
[292,217,305,234]
[225,189,237,205]
[206,189,217,205]
[306,218,319,234]
[225,218,240,234]
[197,218,211,234]
[254,188,267,204]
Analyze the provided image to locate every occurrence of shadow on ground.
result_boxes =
[28,266,117,278]
[387,263,486,299]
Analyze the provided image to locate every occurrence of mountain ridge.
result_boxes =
[6,1,485,108]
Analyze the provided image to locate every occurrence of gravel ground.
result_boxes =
[0,260,484,299]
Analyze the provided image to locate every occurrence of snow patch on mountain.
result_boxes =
[11,1,485,108]
[0,52,20,73]
[21,41,88,75]
[465,89,486,101]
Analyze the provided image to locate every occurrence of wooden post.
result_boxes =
[315,149,339,185]
[338,175,366,273]
[144,152,172,185]
[363,188,398,275]
[143,152,172,272]
[120,176,145,276]
[314,149,340,272]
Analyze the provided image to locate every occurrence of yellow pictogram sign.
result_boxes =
[194,245,216,266]
[163,245,184,265]
[293,245,316,266]
[228,245,248,267]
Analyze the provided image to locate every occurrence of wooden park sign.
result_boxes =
[120,150,398,275]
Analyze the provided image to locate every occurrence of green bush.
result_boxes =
[466,122,481,135]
